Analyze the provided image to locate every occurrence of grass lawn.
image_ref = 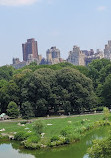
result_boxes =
[0,114,105,143]
[41,114,104,139]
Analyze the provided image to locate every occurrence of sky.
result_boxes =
[0,0,111,66]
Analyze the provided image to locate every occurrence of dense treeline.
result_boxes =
[0,59,111,118]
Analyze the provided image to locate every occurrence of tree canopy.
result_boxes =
[0,60,111,117]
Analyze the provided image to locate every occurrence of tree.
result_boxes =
[0,79,8,88]
[0,65,15,81]
[0,80,20,113]
[21,101,34,119]
[87,59,111,106]
[55,68,97,113]
[35,99,47,116]
[88,136,111,158]
[0,63,98,117]
[99,64,111,83]
[0,85,10,113]
[21,69,54,116]
[7,101,19,118]
[63,101,72,115]
[88,59,111,88]
[101,74,111,107]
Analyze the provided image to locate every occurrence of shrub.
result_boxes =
[20,121,28,124]
[68,133,80,142]
[50,136,59,142]
[23,141,40,149]
[49,141,57,147]
[27,135,39,143]
[49,136,70,147]
[93,120,111,127]
[14,131,31,141]
[88,136,111,158]
[56,140,62,146]
[7,101,19,118]
[64,137,70,144]
[33,120,43,134]
[59,136,68,144]
[60,126,72,137]
[96,106,103,111]
[103,107,110,120]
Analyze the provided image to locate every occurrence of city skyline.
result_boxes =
[11,38,110,69]
[0,0,111,66]
[1,37,111,67]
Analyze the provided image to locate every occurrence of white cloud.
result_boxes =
[0,0,40,6]
[97,6,107,12]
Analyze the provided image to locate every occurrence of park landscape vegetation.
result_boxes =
[0,59,111,157]
[0,113,110,151]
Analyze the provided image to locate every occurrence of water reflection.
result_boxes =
[0,143,34,158]
[83,154,89,158]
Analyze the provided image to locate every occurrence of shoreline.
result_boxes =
[0,113,109,150]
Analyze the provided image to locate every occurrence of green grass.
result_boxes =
[42,114,104,137]
[0,114,109,149]
[0,114,104,137]
[0,122,26,133]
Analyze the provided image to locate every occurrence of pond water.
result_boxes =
[0,126,110,158]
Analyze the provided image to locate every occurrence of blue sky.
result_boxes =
[0,0,111,66]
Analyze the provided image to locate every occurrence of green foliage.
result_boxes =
[21,101,34,119]
[33,121,43,134]
[20,121,29,124]
[36,99,48,116]
[2,61,111,116]
[0,80,19,113]
[63,101,72,115]
[88,134,111,158]
[93,106,103,112]
[0,113,108,149]
[60,126,72,137]
[0,79,8,88]
[13,128,40,149]
[87,59,111,107]
[23,141,40,149]
[49,135,69,147]
[50,136,59,142]
[14,131,31,141]
[20,66,95,116]
[7,101,19,118]
[103,107,110,120]
[55,68,96,113]
[101,74,111,107]
[26,135,40,143]
[0,66,15,81]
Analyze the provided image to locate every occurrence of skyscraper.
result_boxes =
[104,40,111,60]
[67,45,85,66]
[46,46,61,64]
[22,38,38,61]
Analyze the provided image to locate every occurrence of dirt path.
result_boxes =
[0,112,103,123]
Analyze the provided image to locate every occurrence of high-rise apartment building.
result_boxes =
[22,38,38,61]
[67,46,85,66]
[104,40,111,60]
[46,46,61,64]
